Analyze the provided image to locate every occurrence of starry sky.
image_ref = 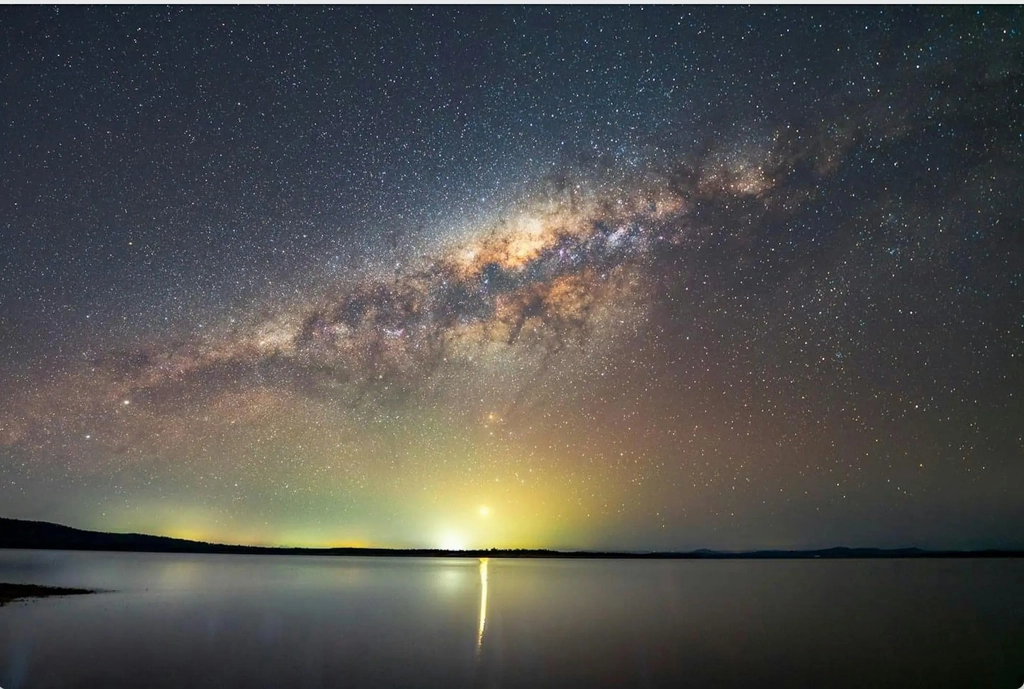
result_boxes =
[0,6,1021,551]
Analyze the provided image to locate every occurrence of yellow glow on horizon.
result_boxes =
[439,532,467,551]
[97,454,589,550]
[323,539,371,549]
[162,527,210,543]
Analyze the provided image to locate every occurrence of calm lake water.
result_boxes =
[0,550,1021,688]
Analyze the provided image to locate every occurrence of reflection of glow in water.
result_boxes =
[434,564,466,596]
[476,557,489,655]
[156,560,202,589]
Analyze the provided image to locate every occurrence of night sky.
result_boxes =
[1,6,1021,551]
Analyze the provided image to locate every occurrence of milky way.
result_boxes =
[1,6,1021,549]
[0,135,853,451]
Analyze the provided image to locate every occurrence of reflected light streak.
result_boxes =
[476,557,489,656]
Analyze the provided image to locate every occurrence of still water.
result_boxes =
[0,550,1022,688]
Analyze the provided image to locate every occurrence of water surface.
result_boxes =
[0,550,1021,688]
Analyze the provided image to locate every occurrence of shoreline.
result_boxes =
[2,546,1023,559]
[0,582,95,606]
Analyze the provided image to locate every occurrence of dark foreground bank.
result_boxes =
[0,582,94,606]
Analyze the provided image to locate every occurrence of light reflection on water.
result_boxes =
[0,550,1022,689]
[476,557,488,657]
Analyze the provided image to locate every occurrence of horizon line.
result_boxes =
[2,517,1022,557]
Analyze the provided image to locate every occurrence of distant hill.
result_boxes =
[0,518,1020,558]
[0,517,255,554]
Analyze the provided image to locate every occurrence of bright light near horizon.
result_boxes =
[439,533,467,551]
[478,505,490,517]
